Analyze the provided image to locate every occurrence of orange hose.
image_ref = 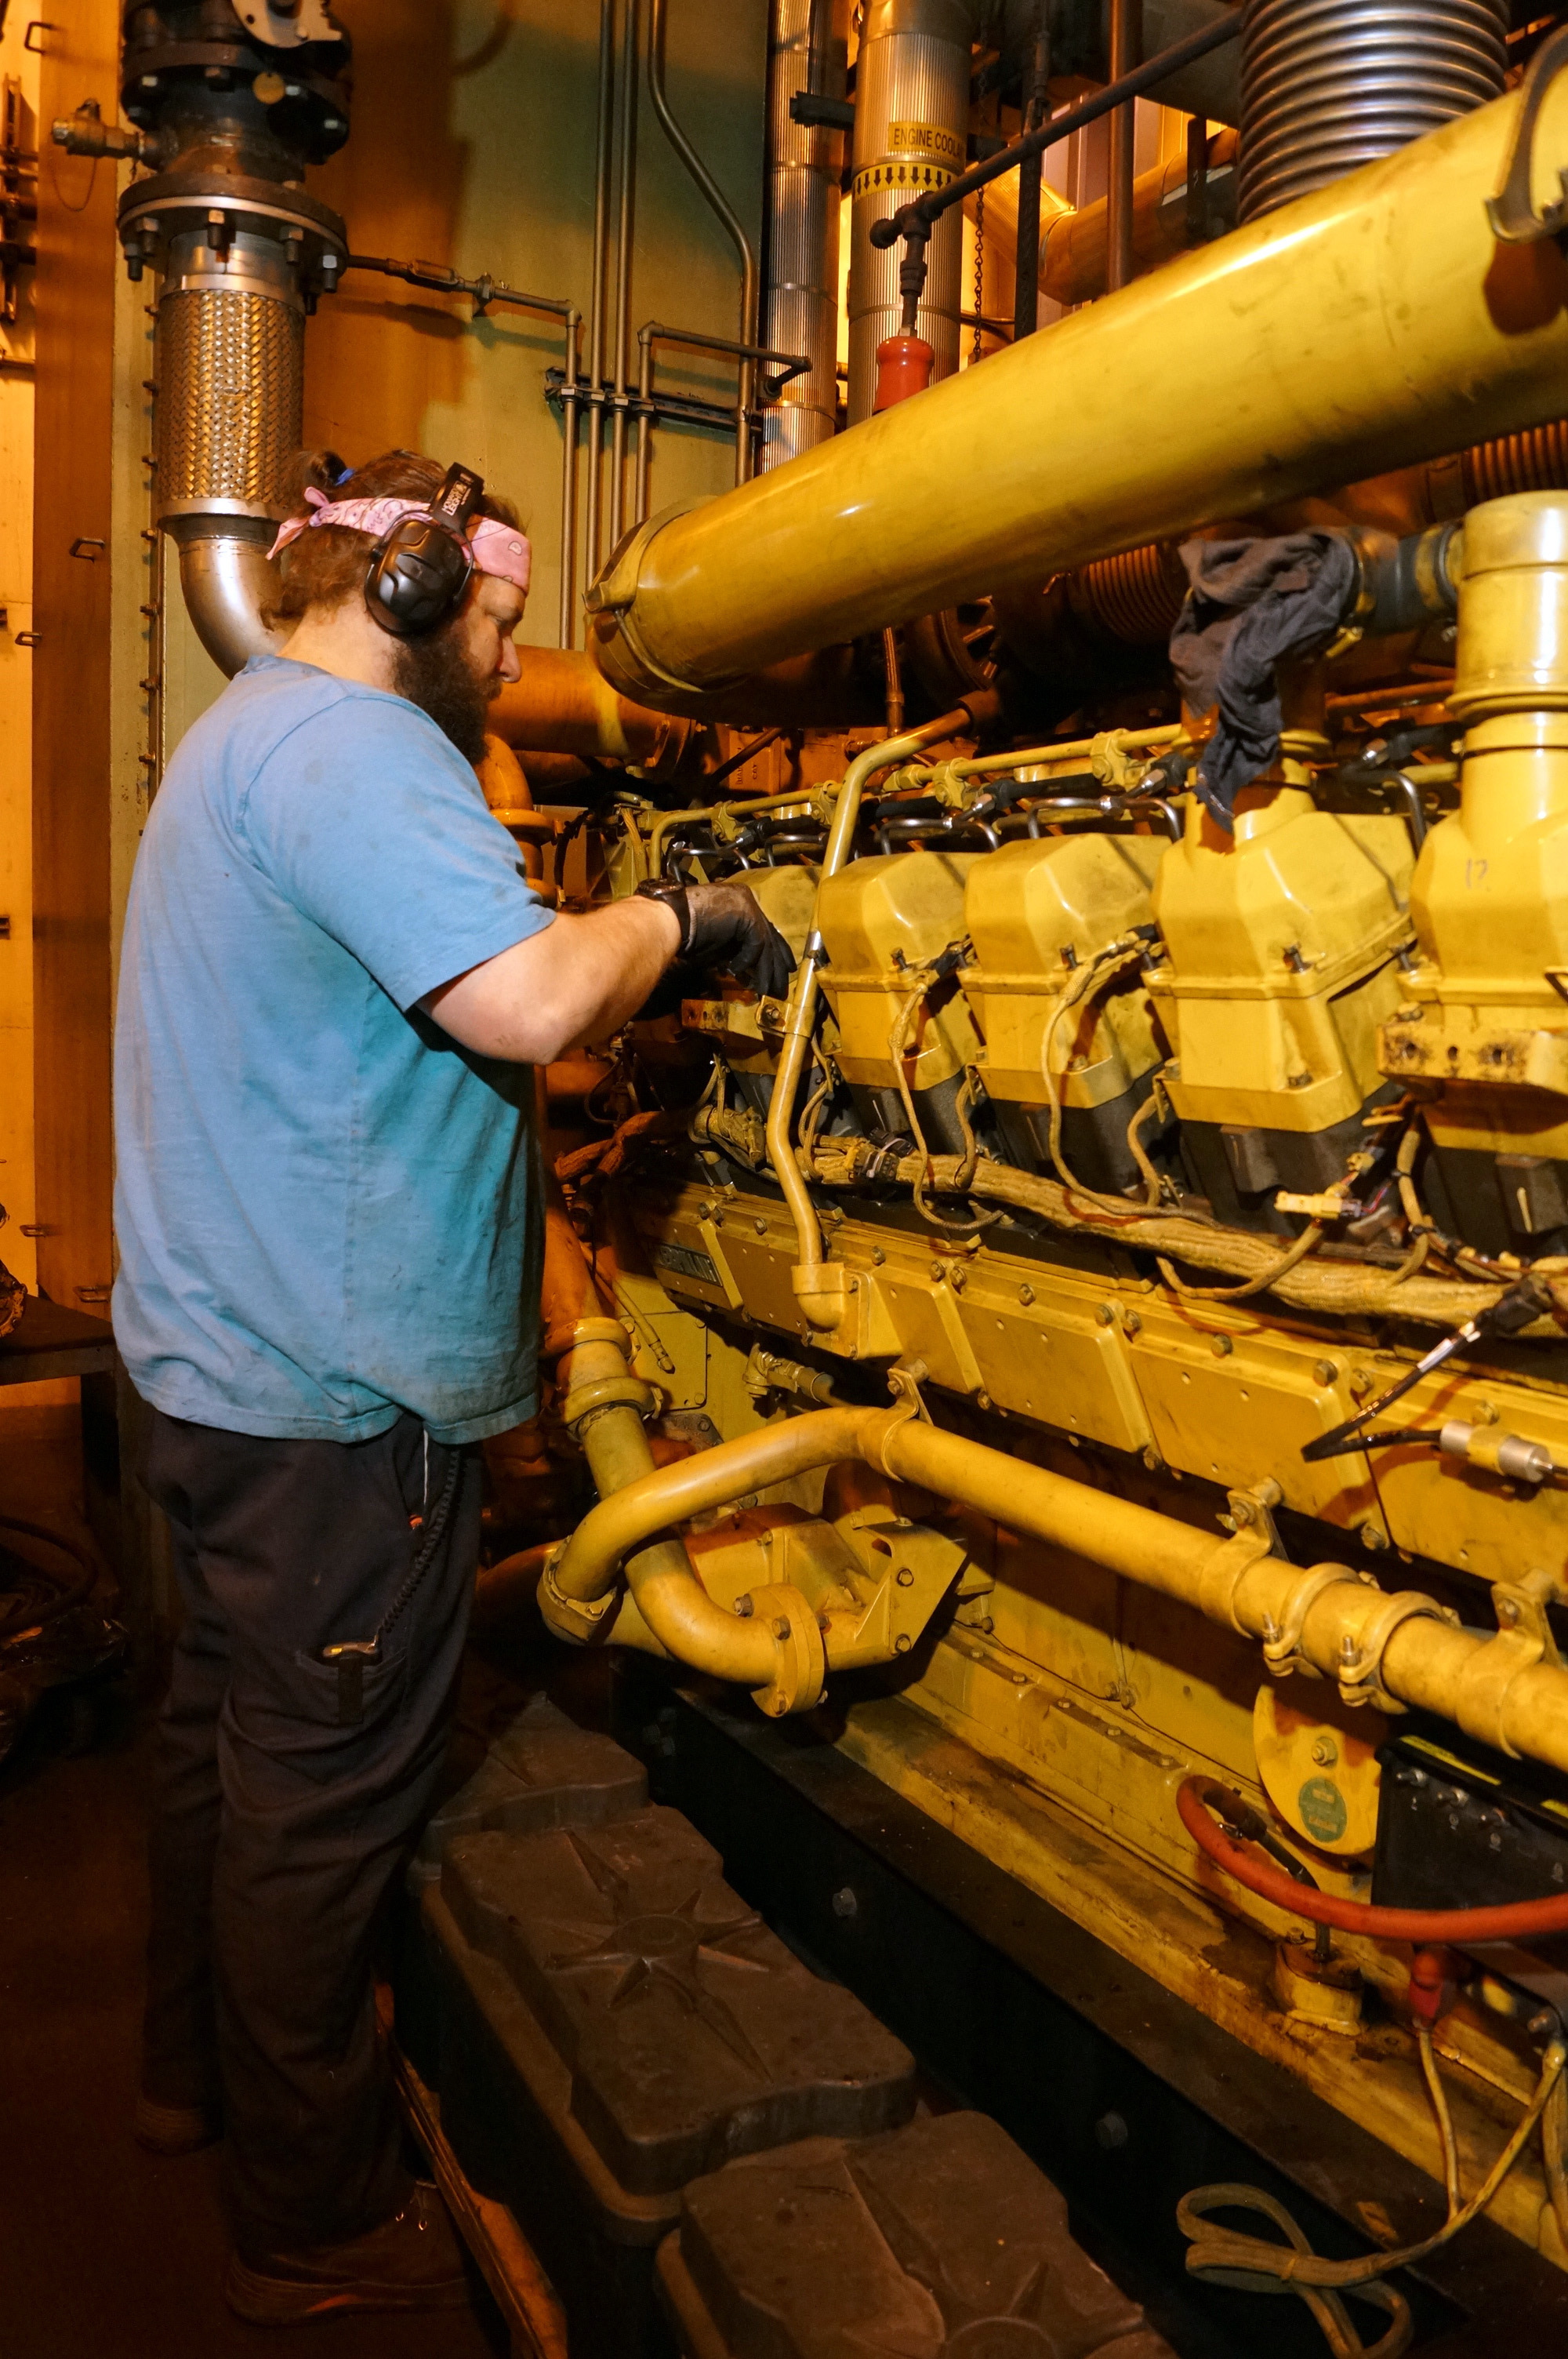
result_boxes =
[1179,1777,1568,1943]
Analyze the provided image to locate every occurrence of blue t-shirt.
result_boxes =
[113,654,555,1445]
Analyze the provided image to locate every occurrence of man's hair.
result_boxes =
[262,448,521,628]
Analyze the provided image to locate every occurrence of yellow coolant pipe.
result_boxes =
[544,1406,1568,1771]
[589,77,1568,703]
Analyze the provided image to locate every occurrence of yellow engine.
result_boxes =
[527,490,1568,2298]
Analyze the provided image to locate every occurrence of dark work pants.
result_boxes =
[137,1404,481,2260]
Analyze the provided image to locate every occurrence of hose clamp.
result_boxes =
[1261,1563,1361,1680]
[537,1550,620,1647]
[1338,1589,1454,1714]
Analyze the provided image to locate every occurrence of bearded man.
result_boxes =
[111,448,788,2322]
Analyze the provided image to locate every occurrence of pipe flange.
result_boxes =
[1261,1562,1361,1679]
[1339,1590,1454,1715]
[537,1550,619,1646]
[746,1582,827,1719]
[561,1374,655,1431]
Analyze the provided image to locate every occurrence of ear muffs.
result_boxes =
[364,463,485,638]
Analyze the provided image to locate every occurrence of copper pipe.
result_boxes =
[1107,0,1142,293]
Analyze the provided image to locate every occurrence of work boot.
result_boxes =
[223,2183,470,2325]
[133,2090,222,2156]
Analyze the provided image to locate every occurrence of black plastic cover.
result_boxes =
[411,1694,648,1889]
[661,2110,1176,2359]
[438,1806,916,2195]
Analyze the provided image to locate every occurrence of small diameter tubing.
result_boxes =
[767,710,974,1279]
[1181,1777,1568,1943]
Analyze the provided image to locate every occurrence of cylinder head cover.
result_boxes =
[1238,0,1508,224]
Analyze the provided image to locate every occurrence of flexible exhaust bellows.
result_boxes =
[1238,0,1508,222]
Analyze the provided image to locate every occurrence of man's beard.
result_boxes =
[390,626,498,764]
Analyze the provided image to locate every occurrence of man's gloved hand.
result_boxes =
[635,880,794,1003]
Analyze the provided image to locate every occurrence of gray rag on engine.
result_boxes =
[1168,533,1358,830]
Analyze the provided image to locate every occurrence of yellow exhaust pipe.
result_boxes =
[589,79,1568,703]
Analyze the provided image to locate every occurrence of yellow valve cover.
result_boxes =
[816,851,982,1092]
[961,833,1167,1107]
[1149,787,1413,1134]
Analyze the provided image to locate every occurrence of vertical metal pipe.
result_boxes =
[585,0,615,585]
[635,326,654,522]
[557,307,582,648]
[609,0,641,552]
[1011,8,1050,342]
[1107,0,1142,293]
[847,0,971,424]
[761,0,848,471]
[649,0,760,485]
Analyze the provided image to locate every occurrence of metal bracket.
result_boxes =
[1492,1565,1566,1670]
[1486,23,1568,243]
[1454,1568,1568,1756]
[1225,1476,1284,1562]
[1260,1561,1359,1681]
[1338,1588,1457,1714]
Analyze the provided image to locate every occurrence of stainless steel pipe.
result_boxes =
[761,0,849,467]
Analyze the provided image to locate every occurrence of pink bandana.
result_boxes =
[267,487,532,594]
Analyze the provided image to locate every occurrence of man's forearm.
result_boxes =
[543,898,683,1051]
[424,894,680,1063]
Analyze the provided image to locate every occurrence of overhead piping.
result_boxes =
[55,5,353,680]
[586,74,1568,707]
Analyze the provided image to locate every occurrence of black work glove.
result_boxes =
[635,880,793,1003]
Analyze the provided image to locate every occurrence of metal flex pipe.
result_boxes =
[590,73,1568,704]
[765,711,974,1322]
[546,1405,1568,1772]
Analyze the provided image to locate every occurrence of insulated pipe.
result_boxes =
[488,649,697,772]
[588,78,1568,707]
[847,0,971,423]
[545,1405,1568,1774]
[761,0,848,466]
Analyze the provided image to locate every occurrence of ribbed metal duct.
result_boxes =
[1465,420,1568,507]
[1237,0,1508,224]
[847,0,971,424]
[763,0,850,468]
